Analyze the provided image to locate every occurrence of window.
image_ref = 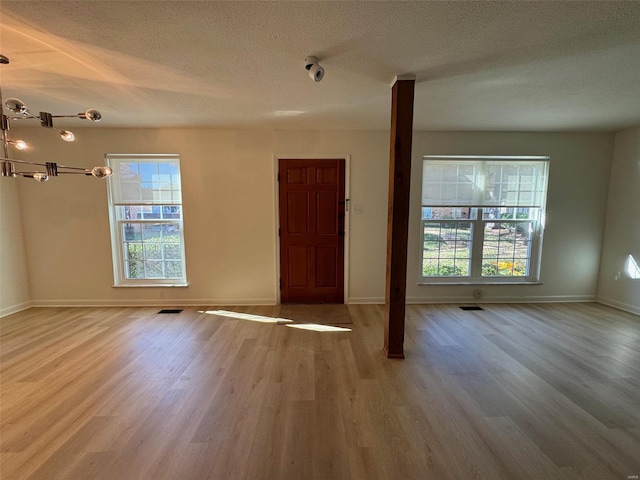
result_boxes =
[106,154,187,286]
[420,155,549,284]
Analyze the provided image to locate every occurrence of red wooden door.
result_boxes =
[279,159,345,303]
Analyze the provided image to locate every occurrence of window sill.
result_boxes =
[112,283,189,288]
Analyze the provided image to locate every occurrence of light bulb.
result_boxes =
[60,130,75,142]
[33,172,49,182]
[83,109,102,122]
[88,166,113,178]
[10,139,27,150]
[5,98,27,114]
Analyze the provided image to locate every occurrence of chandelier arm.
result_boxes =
[11,110,42,121]
[0,157,47,168]
[1,127,9,158]
[1,133,14,176]
[1,158,95,171]
[0,158,112,178]
[55,164,86,171]
[7,116,40,121]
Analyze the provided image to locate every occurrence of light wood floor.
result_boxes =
[1,303,639,480]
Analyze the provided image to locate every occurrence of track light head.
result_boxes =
[304,56,319,70]
[309,64,324,82]
[304,56,325,82]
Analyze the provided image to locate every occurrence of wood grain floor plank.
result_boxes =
[1,302,638,480]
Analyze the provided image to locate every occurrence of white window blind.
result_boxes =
[108,154,182,205]
[422,156,549,208]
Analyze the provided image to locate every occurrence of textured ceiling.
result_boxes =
[1,1,640,131]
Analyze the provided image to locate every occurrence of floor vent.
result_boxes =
[158,309,183,314]
[459,306,484,311]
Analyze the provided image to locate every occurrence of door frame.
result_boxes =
[273,154,351,304]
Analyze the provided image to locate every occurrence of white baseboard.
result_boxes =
[597,296,640,316]
[406,294,597,304]
[30,298,277,308]
[9,294,609,312]
[348,295,597,305]
[0,301,33,318]
[347,297,385,304]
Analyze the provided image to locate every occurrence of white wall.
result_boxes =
[0,177,31,315]
[11,127,613,307]
[597,126,640,314]
[14,128,388,306]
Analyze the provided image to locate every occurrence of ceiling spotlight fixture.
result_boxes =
[0,55,111,181]
[304,56,325,82]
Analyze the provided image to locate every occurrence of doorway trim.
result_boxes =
[273,154,351,304]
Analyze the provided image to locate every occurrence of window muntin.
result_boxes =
[422,220,473,277]
[106,155,187,286]
[421,156,548,284]
[481,207,539,277]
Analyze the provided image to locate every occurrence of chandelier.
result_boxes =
[0,54,112,182]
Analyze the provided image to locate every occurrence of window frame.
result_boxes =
[106,154,188,287]
[419,156,549,285]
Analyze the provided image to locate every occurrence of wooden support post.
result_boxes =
[384,74,415,359]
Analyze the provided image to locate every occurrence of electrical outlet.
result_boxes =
[159,290,165,299]
[353,204,363,215]
[473,288,483,300]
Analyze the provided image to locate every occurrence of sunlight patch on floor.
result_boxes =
[198,309,351,332]
[285,323,351,332]
[199,310,292,324]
